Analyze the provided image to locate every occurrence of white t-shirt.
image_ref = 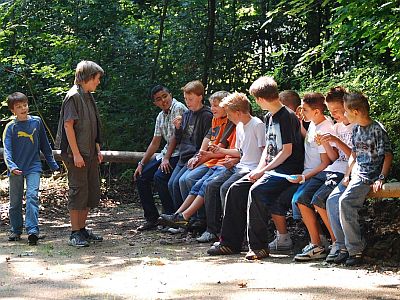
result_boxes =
[303,118,333,173]
[325,122,354,174]
[235,116,266,171]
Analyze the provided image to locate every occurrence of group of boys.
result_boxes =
[134,77,392,267]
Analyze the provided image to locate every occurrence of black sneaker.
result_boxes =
[8,232,21,241]
[137,220,159,231]
[28,234,39,246]
[81,228,103,242]
[69,231,89,247]
[159,213,188,229]
[345,253,363,266]
[334,250,349,264]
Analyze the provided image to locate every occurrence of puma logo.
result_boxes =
[17,128,36,143]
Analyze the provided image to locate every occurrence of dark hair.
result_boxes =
[7,92,28,109]
[150,84,170,99]
[279,90,301,111]
[344,92,370,114]
[302,92,326,112]
[326,86,347,103]
[249,76,279,101]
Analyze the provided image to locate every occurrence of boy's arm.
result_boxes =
[342,151,356,186]
[320,133,352,158]
[159,135,178,173]
[2,124,20,173]
[38,119,59,171]
[372,152,393,192]
[288,152,331,183]
[133,135,162,179]
[64,120,85,168]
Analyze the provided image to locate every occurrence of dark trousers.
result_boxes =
[136,156,178,222]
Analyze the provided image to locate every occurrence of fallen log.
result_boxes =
[0,148,398,198]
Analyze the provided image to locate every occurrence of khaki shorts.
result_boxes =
[65,158,100,210]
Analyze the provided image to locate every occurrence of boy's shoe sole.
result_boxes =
[245,248,269,260]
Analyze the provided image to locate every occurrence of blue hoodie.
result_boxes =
[3,115,59,175]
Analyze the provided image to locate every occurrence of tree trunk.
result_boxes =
[307,1,323,77]
[202,0,216,90]
[151,0,169,82]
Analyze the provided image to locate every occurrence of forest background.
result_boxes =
[0,0,399,177]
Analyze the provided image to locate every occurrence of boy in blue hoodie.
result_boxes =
[3,92,59,245]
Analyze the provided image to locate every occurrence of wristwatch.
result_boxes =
[138,161,145,167]
[378,174,385,181]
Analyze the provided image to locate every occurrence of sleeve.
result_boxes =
[219,121,235,147]
[63,97,79,122]
[256,120,267,148]
[153,113,162,137]
[201,111,213,140]
[2,123,18,171]
[376,123,392,155]
[351,126,358,152]
[279,113,296,145]
[38,118,59,171]
[174,111,188,144]
[205,126,212,140]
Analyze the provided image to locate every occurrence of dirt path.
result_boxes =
[0,177,399,299]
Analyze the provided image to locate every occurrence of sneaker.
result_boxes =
[345,253,363,266]
[196,231,218,243]
[245,248,269,260]
[268,232,293,253]
[207,244,239,256]
[159,213,188,229]
[333,250,349,264]
[325,242,340,263]
[8,232,21,241]
[294,243,326,261]
[68,232,89,247]
[81,228,103,242]
[137,220,159,231]
[167,227,185,234]
[28,234,39,246]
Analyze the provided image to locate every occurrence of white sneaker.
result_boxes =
[294,243,326,261]
[168,227,185,234]
[268,232,293,253]
[196,231,218,243]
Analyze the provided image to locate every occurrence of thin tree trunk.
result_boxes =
[226,0,236,90]
[151,0,169,82]
[202,0,216,90]
[260,0,267,74]
[307,1,323,77]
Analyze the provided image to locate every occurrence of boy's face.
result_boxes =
[210,100,226,119]
[153,89,173,111]
[301,103,319,122]
[84,73,101,92]
[11,101,29,121]
[326,101,349,124]
[225,108,240,125]
[344,103,358,123]
[184,92,203,111]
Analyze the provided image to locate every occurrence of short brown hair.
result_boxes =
[74,60,104,85]
[220,92,250,113]
[302,92,326,112]
[279,90,301,111]
[7,92,28,110]
[344,92,369,114]
[181,80,204,97]
[326,86,347,103]
[209,91,230,105]
[249,76,279,101]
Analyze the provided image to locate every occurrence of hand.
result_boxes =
[342,176,350,187]
[318,132,338,144]
[372,179,384,193]
[198,149,212,161]
[187,156,199,169]
[12,169,22,175]
[248,169,264,183]
[208,144,221,153]
[287,174,303,184]
[173,116,182,129]
[133,164,143,181]
[73,153,85,168]
[97,151,103,164]
[159,158,172,173]
[221,157,238,169]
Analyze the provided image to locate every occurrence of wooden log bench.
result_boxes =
[0,148,399,198]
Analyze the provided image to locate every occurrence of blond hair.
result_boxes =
[220,92,250,113]
[74,60,104,85]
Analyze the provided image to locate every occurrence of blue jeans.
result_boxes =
[136,157,178,222]
[190,166,225,197]
[326,183,347,251]
[168,164,188,210]
[179,165,209,200]
[9,172,41,235]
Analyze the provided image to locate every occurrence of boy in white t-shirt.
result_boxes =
[292,87,354,261]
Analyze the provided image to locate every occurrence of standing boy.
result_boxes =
[133,85,187,231]
[326,92,392,266]
[55,60,105,247]
[3,92,59,245]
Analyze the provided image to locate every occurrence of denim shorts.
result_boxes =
[295,171,344,209]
